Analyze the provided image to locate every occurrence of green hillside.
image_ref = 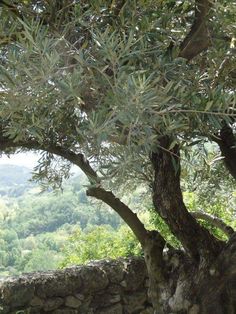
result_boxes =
[0,165,32,186]
[0,164,33,197]
[0,164,140,277]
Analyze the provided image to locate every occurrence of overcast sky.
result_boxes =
[0,152,40,169]
[0,152,81,175]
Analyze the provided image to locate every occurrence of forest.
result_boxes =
[0,161,235,277]
[0,164,142,276]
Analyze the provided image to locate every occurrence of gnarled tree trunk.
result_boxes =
[144,233,236,314]
[141,136,236,313]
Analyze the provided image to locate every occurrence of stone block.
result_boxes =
[74,293,85,301]
[89,259,124,284]
[77,296,92,313]
[123,258,147,291]
[96,303,123,314]
[80,266,109,292]
[30,295,44,307]
[36,268,82,298]
[91,293,121,308]
[43,297,64,311]
[65,295,82,308]
[53,309,79,314]
[140,306,154,314]
[0,279,35,307]
[108,284,122,295]
[123,291,147,313]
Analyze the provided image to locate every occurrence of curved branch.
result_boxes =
[191,211,235,238]
[0,136,99,184]
[87,187,149,246]
[0,133,151,246]
[179,0,212,60]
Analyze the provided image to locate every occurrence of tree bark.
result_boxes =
[143,230,167,313]
[145,233,236,313]
[179,0,212,60]
[217,124,236,181]
[151,137,223,263]
[87,186,149,246]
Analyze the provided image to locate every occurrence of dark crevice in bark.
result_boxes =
[151,136,223,263]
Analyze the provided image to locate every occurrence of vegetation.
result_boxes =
[61,225,142,267]
[0,164,234,277]
[0,1,235,313]
[0,165,144,276]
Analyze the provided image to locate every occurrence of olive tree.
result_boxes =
[0,1,236,313]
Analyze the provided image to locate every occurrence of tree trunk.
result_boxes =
[217,124,236,180]
[143,136,235,313]
[144,233,236,314]
[150,137,222,263]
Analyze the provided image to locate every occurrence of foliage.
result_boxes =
[0,1,235,189]
[0,165,126,276]
[0,156,235,275]
[60,224,142,267]
[181,143,236,238]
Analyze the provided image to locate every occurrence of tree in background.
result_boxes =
[61,225,142,267]
[0,1,235,312]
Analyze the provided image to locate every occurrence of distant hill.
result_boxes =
[0,165,33,196]
[0,163,123,276]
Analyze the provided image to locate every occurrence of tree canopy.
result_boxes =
[0,1,235,185]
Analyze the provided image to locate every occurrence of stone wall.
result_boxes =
[0,257,154,314]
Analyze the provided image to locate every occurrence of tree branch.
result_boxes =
[215,124,236,181]
[179,0,212,60]
[87,187,149,246]
[111,0,126,16]
[0,135,99,184]
[151,136,223,262]
[0,132,151,246]
[191,211,235,238]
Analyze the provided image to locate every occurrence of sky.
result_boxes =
[0,152,40,169]
[0,152,80,175]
